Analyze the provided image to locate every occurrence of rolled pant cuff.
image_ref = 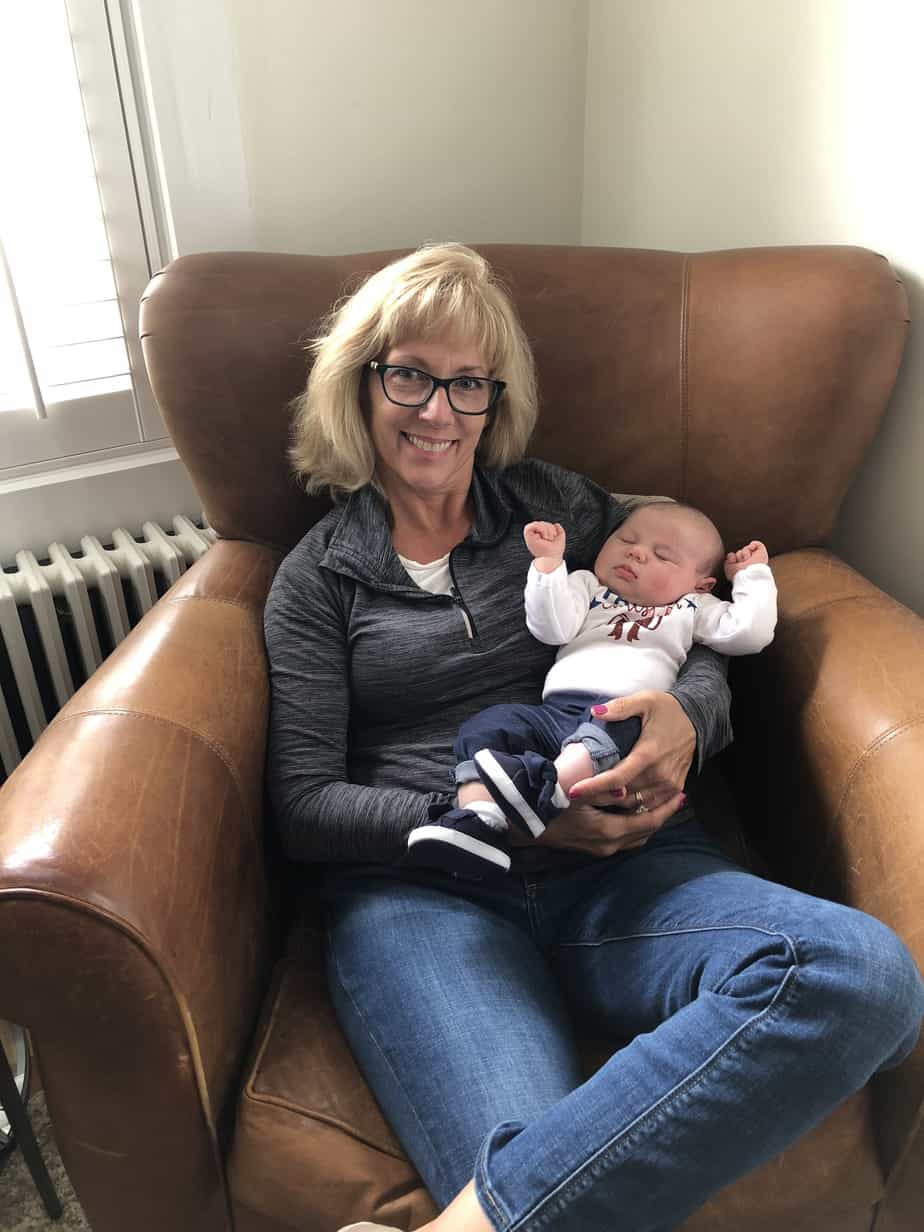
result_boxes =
[454,759,481,787]
[475,1120,525,1231]
[560,722,621,774]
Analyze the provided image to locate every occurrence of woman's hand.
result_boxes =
[567,690,695,838]
[520,798,661,856]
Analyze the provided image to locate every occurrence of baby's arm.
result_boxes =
[522,523,593,645]
[524,521,567,574]
[693,541,777,654]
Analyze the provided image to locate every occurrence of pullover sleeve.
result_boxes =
[692,563,778,655]
[524,563,596,645]
[264,553,436,865]
[668,644,732,772]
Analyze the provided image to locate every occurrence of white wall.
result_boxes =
[225,0,589,254]
[583,0,924,616]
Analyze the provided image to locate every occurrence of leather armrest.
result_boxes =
[0,539,282,1232]
[727,549,924,1222]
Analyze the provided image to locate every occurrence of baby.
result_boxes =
[406,500,778,879]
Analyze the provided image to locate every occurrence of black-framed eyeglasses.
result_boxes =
[367,361,506,416]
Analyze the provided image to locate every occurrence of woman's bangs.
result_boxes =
[383,280,505,372]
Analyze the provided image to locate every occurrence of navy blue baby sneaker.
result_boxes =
[404,807,511,879]
[473,748,570,835]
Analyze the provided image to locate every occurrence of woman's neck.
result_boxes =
[385,483,474,563]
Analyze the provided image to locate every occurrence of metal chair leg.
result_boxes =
[0,1035,62,1220]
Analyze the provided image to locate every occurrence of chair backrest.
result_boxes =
[140,244,908,557]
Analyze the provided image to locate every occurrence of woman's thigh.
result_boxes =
[323,872,585,1207]
[543,820,922,1068]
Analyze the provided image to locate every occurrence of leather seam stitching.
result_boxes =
[784,594,898,622]
[838,715,924,813]
[48,708,247,808]
[167,594,262,613]
[241,1090,408,1162]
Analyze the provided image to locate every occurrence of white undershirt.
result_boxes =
[398,551,453,595]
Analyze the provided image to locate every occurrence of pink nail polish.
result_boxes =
[568,787,581,799]
[612,787,627,798]
[591,704,607,715]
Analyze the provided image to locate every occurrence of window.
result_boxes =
[0,0,167,478]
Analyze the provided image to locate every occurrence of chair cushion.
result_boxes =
[229,892,884,1232]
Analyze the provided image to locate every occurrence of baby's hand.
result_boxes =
[725,540,769,580]
[524,521,566,560]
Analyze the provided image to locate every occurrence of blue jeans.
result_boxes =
[322,818,924,1231]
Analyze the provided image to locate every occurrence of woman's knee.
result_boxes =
[797,906,924,1072]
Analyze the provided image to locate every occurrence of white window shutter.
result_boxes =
[0,0,166,475]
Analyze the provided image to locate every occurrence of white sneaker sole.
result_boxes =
[473,749,547,837]
[407,825,511,871]
[337,1224,404,1231]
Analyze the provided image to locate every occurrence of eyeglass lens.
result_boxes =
[383,367,494,413]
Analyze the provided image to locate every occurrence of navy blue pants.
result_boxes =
[453,689,642,788]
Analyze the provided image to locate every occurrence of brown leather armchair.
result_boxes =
[1,245,922,1232]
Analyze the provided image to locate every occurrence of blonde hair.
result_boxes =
[288,243,538,496]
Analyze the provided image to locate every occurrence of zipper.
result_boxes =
[448,556,478,640]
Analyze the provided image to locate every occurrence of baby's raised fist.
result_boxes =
[524,521,567,559]
[724,540,769,580]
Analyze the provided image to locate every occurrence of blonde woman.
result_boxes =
[264,244,924,1232]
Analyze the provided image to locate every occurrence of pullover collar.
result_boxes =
[319,466,513,593]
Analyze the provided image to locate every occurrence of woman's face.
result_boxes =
[366,332,492,502]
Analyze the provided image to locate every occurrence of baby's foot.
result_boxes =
[473,749,570,835]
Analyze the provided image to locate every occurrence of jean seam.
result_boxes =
[504,938,802,1230]
[476,1130,514,1231]
[555,922,801,960]
[325,934,459,1205]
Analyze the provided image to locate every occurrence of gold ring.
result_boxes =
[634,790,645,806]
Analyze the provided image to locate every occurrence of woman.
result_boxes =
[264,244,924,1232]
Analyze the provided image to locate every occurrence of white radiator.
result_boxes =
[0,516,216,780]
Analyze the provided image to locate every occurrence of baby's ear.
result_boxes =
[695,576,717,593]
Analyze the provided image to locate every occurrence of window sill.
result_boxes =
[0,444,202,565]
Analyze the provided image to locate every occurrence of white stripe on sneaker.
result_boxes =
[407,825,511,869]
[473,750,546,837]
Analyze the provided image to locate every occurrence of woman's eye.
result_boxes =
[453,376,480,392]
[392,367,422,382]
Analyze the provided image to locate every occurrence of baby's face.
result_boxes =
[594,505,718,606]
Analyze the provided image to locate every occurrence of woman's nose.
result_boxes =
[418,386,455,422]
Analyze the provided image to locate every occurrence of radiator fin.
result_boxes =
[0,516,215,780]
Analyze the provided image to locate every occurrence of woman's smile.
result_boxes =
[401,431,457,454]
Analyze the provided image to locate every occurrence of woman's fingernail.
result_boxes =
[568,787,581,799]
[591,705,607,715]
[679,793,688,804]
[611,787,627,798]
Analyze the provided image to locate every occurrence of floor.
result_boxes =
[0,1093,89,1231]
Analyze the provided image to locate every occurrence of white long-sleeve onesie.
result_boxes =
[526,562,777,700]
